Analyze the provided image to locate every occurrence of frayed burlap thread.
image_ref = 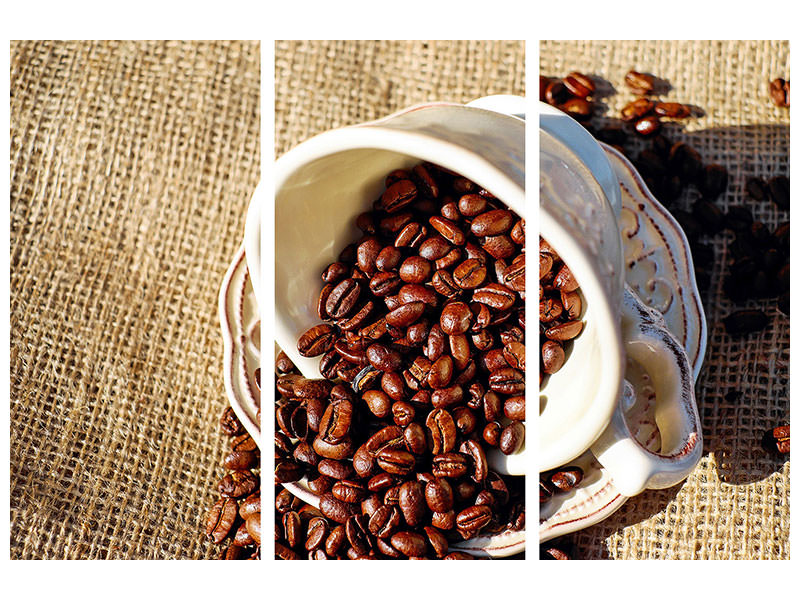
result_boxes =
[10,40,260,559]
[541,40,789,560]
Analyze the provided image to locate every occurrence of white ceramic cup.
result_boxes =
[270,99,526,477]
[540,102,702,496]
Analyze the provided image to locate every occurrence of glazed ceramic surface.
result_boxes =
[219,244,261,446]
[539,145,707,542]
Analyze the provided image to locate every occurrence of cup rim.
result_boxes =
[273,106,525,379]
[275,114,525,210]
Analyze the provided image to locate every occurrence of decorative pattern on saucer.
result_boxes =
[219,244,261,447]
[539,145,707,542]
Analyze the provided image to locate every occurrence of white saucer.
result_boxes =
[539,145,708,543]
[219,244,261,446]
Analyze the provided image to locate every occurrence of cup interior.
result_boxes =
[275,138,523,377]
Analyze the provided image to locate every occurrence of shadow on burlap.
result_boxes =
[541,40,789,560]
[10,41,260,559]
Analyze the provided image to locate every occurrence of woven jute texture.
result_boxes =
[10,40,260,559]
[541,40,790,560]
[275,40,525,157]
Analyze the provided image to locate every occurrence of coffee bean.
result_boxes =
[563,71,595,98]
[768,175,789,210]
[561,97,593,121]
[634,115,661,137]
[548,467,584,491]
[376,448,415,476]
[654,101,691,119]
[621,98,654,122]
[722,309,769,335]
[545,79,569,105]
[297,324,336,357]
[381,179,418,213]
[390,531,427,557]
[762,424,790,454]
[698,164,728,199]
[206,498,238,544]
[769,78,790,108]
[499,421,524,455]
[456,505,492,537]
[625,70,655,95]
[426,408,457,454]
[432,452,469,478]
[219,470,259,498]
[319,493,359,524]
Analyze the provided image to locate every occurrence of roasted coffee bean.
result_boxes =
[561,97,593,121]
[382,179,418,213]
[426,408,457,454]
[325,278,361,319]
[297,324,336,357]
[625,70,655,95]
[769,78,790,108]
[220,406,244,437]
[376,448,416,476]
[332,480,368,504]
[429,216,466,246]
[545,78,569,105]
[404,422,427,455]
[769,175,789,210]
[621,97,654,122]
[563,71,595,98]
[319,493,360,524]
[474,282,516,311]
[698,164,728,200]
[219,470,259,498]
[431,385,464,409]
[489,368,524,395]
[456,505,492,537]
[366,343,403,372]
[669,142,703,183]
[499,421,524,455]
[365,425,405,456]
[318,399,353,444]
[206,498,238,544]
[440,301,473,335]
[453,258,487,289]
[432,452,469,478]
[548,467,584,492]
[385,302,425,328]
[762,424,790,454]
[398,481,426,527]
[390,531,427,558]
[399,256,432,284]
[224,450,257,471]
[458,193,488,217]
[722,309,769,335]
[503,395,525,421]
[634,115,661,137]
[460,439,488,482]
[392,400,415,427]
[654,101,691,119]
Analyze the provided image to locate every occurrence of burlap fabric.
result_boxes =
[10,41,260,559]
[541,40,790,560]
[275,40,525,157]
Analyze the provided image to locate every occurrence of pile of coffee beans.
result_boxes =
[539,237,583,389]
[278,163,526,559]
[276,350,524,559]
[203,406,261,559]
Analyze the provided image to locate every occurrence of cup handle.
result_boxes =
[590,287,702,497]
